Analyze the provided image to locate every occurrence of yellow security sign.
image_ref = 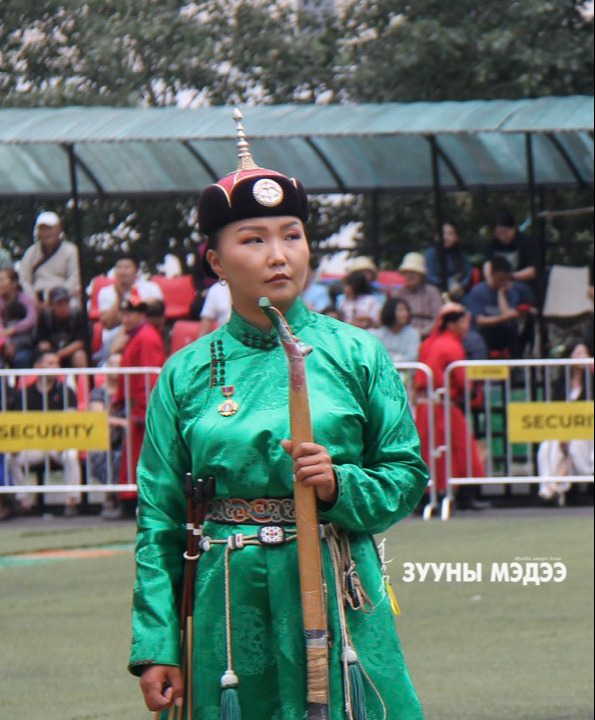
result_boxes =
[0,411,109,452]
[508,402,594,442]
[467,365,510,381]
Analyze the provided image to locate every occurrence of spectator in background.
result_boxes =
[394,252,443,339]
[110,295,166,518]
[0,268,37,368]
[371,298,420,364]
[537,342,594,507]
[337,270,382,329]
[97,256,163,363]
[414,304,487,511]
[19,211,81,307]
[36,287,87,368]
[464,256,527,358]
[425,221,473,300]
[346,256,387,306]
[198,281,232,336]
[9,350,81,517]
[483,211,537,303]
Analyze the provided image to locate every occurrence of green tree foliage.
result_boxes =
[0,0,592,279]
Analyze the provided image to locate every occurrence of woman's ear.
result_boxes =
[206,248,224,281]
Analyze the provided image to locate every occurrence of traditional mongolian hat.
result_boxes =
[198,109,309,278]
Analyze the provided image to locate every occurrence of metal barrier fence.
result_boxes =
[394,362,438,520]
[3,359,591,521]
[441,358,594,520]
[0,367,161,513]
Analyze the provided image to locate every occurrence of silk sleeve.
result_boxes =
[319,342,429,534]
[128,361,190,675]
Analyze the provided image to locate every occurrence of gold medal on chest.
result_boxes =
[218,385,239,417]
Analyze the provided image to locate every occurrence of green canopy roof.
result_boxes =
[0,96,592,198]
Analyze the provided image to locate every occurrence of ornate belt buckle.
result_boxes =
[257,525,286,546]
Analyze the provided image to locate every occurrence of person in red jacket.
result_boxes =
[414,303,487,510]
[108,293,166,518]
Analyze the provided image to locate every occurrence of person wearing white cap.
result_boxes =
[19,211,81,307]
[393,252,443,339]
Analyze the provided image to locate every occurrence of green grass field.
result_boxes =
[0,512,593,720]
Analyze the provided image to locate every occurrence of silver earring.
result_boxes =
[218,278,227,286]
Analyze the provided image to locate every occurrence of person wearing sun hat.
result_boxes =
[394,251,443,339]
[129,111,428,720]
[19,211,81,307]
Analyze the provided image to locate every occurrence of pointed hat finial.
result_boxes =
[233,108,259,171]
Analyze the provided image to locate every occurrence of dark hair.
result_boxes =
[491,256,513,275]
[4,299,27,322]
[116,255,138,267]
[202,233,221,279]
[439,310,466,332]
[344,270,372,297]
[145,299,166,318]
[381,298,411,328]
[33,348,59,366]
[494,212,516,229]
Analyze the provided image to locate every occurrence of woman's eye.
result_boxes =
[285,233,302,241]
[242,236,263,244]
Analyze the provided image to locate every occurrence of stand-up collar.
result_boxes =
[226,297,312,350]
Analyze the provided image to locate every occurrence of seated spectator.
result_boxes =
[464,256,529,358]
[0,268,37,369]
[371,298,420,364]
[36,286,88,368]
[345,256,387,306]
[483,211,537,303]
[537,342,594,506]
[302,258,333,314]
[198,281,232,336]
[19,211,81,307]
[393,252,443,339]
[9,350,81,517]
[425,221,473,300]
[97,256,163,363]
[337,270,382,329]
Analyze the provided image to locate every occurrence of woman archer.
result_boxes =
[129,113,429,720]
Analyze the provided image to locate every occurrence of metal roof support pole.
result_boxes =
[429,136,448,294]
[65,144,93,362]
[370,191,380,266]
[525,133,544,357]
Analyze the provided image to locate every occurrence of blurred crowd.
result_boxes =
[0,209,593,520]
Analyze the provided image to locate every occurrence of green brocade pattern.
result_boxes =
[129,299,429,720]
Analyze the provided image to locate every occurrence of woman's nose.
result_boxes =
[267,238,287,264]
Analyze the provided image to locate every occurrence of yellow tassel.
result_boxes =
[386,580,400,616]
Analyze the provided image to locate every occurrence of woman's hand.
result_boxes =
[139,664,183,712]
[281,440,337,504]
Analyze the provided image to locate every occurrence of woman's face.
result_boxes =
[443,224,458,249]
[394,302,410,327]
[571,343,590,360]
[207,216,310,315]
[0,271,16,297]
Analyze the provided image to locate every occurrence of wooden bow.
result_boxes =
[259,297,329,719]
